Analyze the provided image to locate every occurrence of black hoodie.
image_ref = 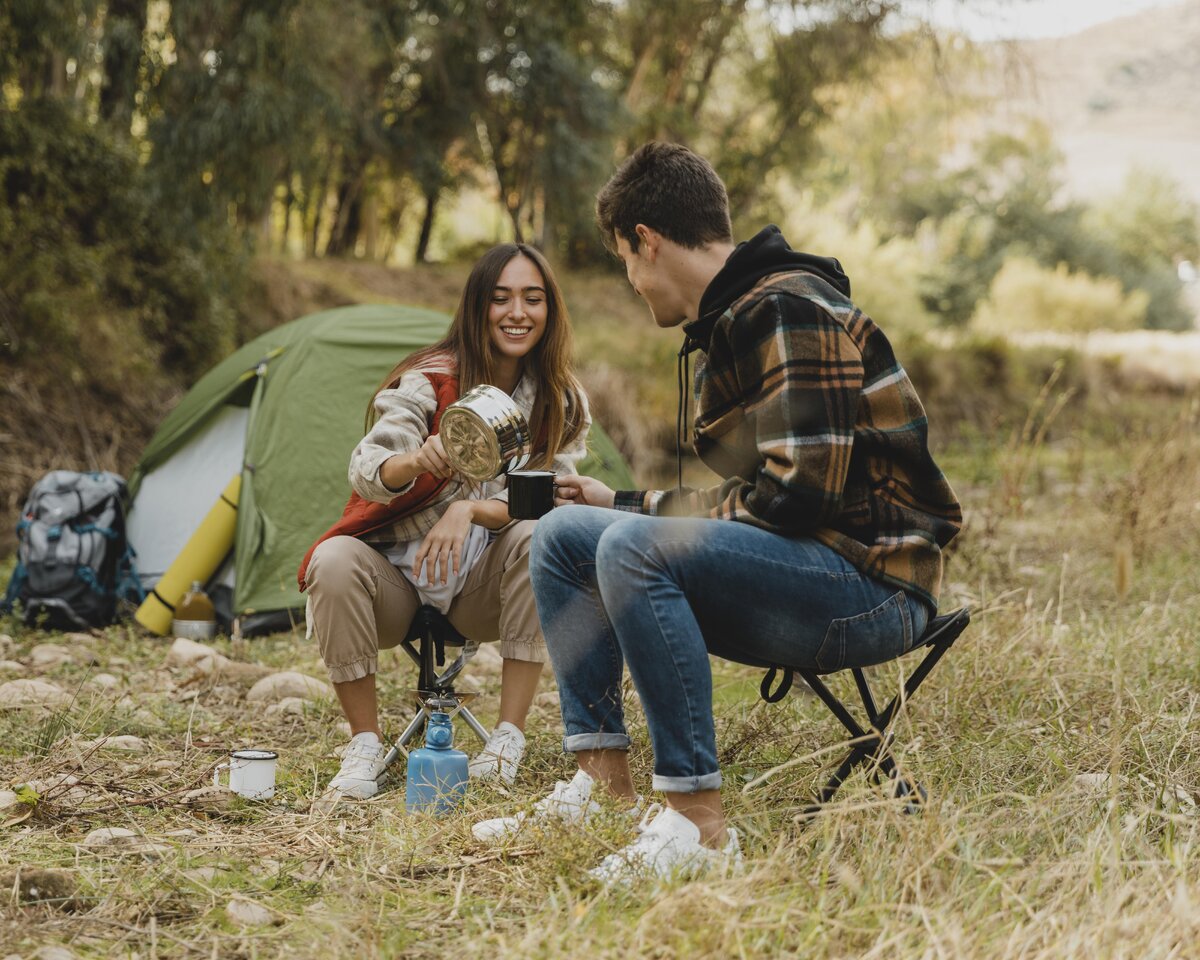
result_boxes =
[684,225,852,350]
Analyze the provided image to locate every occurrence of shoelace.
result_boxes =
[634,802,665,834]
[340,741,383,774]
[487,727,521,753]
[535,777,588,813]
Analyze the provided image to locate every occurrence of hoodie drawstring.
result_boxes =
[676,337,700,494]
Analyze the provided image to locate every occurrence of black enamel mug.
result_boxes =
[507,470,556,520]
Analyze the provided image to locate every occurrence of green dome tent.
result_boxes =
[126,303,634,633]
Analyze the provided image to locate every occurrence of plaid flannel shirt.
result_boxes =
[614,269,962,610]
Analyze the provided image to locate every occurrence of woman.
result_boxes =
[299,243,590,798]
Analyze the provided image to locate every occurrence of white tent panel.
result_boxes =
[126,404,248,587]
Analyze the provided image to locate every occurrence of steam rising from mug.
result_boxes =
[439,385,533,481]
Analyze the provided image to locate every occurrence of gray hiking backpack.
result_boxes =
[1,470,144,630]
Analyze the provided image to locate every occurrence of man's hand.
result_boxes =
[413,500,474,585]
[554,475,616,510]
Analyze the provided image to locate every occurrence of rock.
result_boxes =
[457,674,484,693]
[469,644,504,672]
[265,696,307,717]
[226,897,274,927]
[81,826,167,856]
[82,826,138,847]
[87,673,120,689]
[165,637,270,682]
[30,643,95,668]
[34,947,78,960]
[81,735,149,754]
[1074,772,1114,792]
[246,671,333,704]
[0,679,71,710]
[22,774,81,797]
[0,660,24,674]
[164,637,219,668]
[534,691,559,708]
[183,786,237,812]
[187,866,218,882]
[0,632,14,657]
[0,789,20,813]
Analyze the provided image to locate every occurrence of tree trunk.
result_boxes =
[308,163,333,257]
[325,162,367,257]
[363,193,378,261]
[99,0,148,132]
[415,188,439,263]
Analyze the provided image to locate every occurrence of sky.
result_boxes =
[909,0,1183,40]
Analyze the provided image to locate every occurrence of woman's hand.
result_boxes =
[413,501,474,585]
[380,434,454,490]
[411,433,453,479]
[553,475,616,509]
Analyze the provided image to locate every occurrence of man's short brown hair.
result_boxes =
[596,141,733,253]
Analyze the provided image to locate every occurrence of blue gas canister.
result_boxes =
[405,711,468,814]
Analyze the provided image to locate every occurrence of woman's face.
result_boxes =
[488,255,549,364]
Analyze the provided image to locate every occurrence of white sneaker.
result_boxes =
[588,804,743,885]
[468,721,526,784]
[327,732,387,799]
[472,768,600,841]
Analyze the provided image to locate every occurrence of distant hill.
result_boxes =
[991,0,1200,204]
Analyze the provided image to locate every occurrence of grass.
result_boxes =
[3,259,1200,956]
[3,390,1198,958]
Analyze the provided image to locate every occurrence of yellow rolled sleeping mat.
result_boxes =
[134,474,241,636]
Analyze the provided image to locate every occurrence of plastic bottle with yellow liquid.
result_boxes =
[172,581,218,640]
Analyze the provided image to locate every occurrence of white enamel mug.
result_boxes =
[213,749,278,800]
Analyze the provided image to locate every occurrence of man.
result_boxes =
[473,142,962,883]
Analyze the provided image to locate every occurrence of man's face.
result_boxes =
[615,232,683,328]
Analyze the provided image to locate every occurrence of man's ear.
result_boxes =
[634,223,660,261]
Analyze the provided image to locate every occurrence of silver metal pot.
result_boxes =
[439,384,532,481]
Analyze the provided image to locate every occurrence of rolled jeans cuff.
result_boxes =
[651,771,723,793]
[563,733,630,752]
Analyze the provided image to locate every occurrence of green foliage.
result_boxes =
[971,257,1148,335]
[1084,169,1200,331]
[779,188,936,338]
[0,98,243,387]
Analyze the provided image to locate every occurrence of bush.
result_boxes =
[0,99,245,393]
[779,188,936,338]
[970,256,1147,335]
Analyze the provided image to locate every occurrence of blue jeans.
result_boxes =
[530,507,930,793]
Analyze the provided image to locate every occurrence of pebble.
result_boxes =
[81,734,149,753]
[87,673,121,689]
[0,660,25,674]
[30,643,95,668]
[246,671,333,704]
[226,897,274,927]
[80,826,167,856]
[265,696,307,717]
[0,678,71,710]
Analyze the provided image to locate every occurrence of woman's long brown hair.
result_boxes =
[367,243,586,469]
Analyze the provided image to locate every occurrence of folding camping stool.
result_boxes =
[754,606,971,817]
[381,605,492,769]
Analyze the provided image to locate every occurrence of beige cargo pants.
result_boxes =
[305,521,546,684]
